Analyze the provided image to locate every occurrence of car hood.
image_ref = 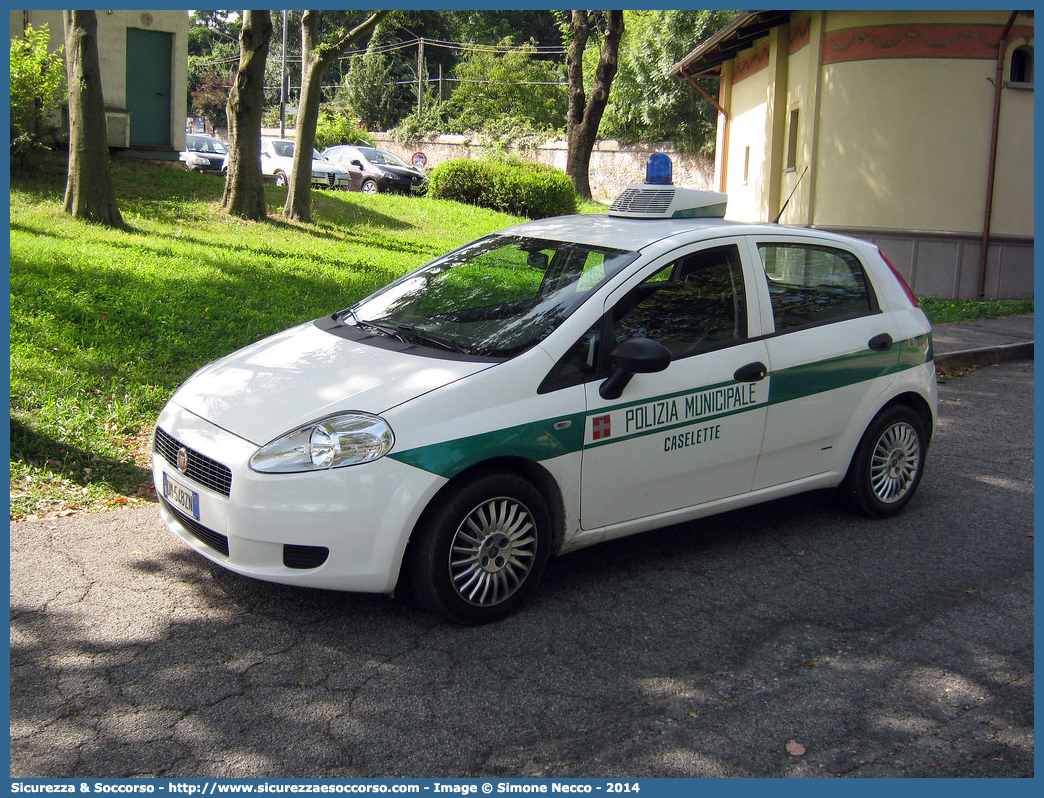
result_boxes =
[377,163,425,179]
[172,320,493,445]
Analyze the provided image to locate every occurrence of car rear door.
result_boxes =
[744,235,900,489]
[579,239,771,531]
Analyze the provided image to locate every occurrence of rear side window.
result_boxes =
[757,243,876,332]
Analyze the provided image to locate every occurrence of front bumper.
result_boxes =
[152,402,445,593]
[311,171,350,189]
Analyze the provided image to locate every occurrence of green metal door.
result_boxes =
[126,28,172,147]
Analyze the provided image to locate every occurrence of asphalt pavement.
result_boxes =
[9,327,1033,779]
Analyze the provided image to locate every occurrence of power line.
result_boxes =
[194,34,567,68]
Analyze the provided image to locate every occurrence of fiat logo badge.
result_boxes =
[176,446,189,473]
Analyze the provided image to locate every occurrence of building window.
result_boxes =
[1010,45,1034,85]
[785,108,800,171]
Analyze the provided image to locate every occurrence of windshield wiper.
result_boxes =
[357,318,471,354]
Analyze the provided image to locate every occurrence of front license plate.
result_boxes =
[163,472,200,520]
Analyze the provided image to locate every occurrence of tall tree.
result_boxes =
[62,10,122,227]
[222,10,272,221]
[284,10,389,223]
[564,10,623,200]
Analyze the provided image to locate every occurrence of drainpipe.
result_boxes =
[978,10,1018,297]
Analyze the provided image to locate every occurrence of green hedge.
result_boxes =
[427,158,576,219]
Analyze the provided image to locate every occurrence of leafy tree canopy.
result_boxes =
[444,41,565,135]
[10,24,66,167]
[600,9,738,152]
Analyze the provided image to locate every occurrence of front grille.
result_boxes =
[283,544,330,570]
[162,498,230,556]
[154,427,232,497]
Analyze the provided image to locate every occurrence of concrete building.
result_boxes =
[671,10,1034,299]
[11,9,189,154]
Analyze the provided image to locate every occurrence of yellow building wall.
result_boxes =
[810,9,1033,238]
[777,15,815,226]
[723,61,770,221]
[709,9,1032,296]
[813,57,995,233]
[992,47,1035,237]
[11,9,189,151]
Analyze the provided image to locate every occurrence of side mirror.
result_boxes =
[599,337,671,400]
[351,160,364,169]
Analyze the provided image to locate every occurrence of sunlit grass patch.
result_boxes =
[9,154,525,519]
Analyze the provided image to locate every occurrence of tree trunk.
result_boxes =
[62,10,123,227]
[222,10,272,221]
[565,10,623,201]
[283,10,388,223]
[283,11,324,223]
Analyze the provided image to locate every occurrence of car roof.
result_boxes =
[495,213,739,251]
[496,213,877,253]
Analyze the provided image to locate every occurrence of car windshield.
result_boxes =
[188,137,227,154]
[344,235,637,358]
[366,149,409,167]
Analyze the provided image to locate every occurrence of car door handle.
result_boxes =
[868,333,893,351]
[734,361,767,382]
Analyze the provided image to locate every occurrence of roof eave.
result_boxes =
[671,9,796,80]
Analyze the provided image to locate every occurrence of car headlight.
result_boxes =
[249,413,394,473]
[187,154,209,166]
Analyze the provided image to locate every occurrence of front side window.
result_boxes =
[346,236,636,358]
[612,245,748,359]
[758,243,875,332]
[539,244,748,393]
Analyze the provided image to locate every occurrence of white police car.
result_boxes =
[153,157,937,624]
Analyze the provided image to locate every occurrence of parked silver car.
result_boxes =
[260,138,351,189]
[180,134,227,174]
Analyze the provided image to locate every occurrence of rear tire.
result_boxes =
[406,471,551,624]
[839,404,926,518]
[274,170,287,187]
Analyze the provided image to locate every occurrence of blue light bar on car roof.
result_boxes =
[645,152,673,185]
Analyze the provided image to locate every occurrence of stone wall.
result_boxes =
[370,132,716,201]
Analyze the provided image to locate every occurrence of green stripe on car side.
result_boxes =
[389,413,588,478]
[389,335,933,478]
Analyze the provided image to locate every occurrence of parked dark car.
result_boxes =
[322,145,427,195]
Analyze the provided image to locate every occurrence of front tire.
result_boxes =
[406,471,551,624]
[274,170,287,187]
[839,405,926,518]
[361,178,378,194]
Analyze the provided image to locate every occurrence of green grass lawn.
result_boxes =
[10,155,529,519]
[9,155,1033,519]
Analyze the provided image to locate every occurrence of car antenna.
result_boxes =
[774,166,808,224]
